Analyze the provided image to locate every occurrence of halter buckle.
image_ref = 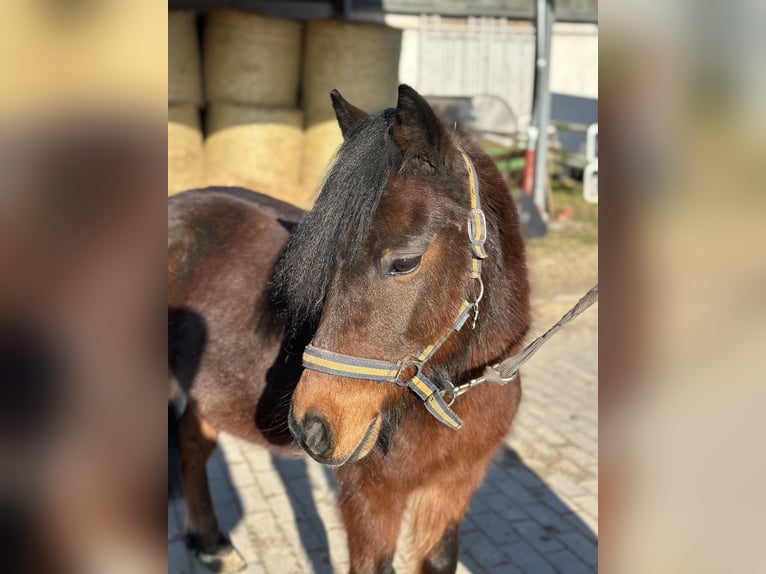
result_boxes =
[467,209,488,259]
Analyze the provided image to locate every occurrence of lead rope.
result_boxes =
[446,284,599,403]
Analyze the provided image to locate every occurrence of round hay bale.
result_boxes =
[301,20,401,192]
[169,11,203,106]
[168,105,204,195]
[302,20,402,114]
[205,103,311,207]
[204,10,302,107]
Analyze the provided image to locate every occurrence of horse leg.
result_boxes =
[408,478,483,574]
[176,403,246,573]
[337,477,408,574]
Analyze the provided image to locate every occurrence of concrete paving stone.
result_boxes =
[509,466,545,489]
[483,463,512,485]
[457,552,483,573]
[327,528,350,558]
[246,509,278,530]
[559,446,597,471]
[229,524,260,562]
[546,473,586,499]
[239,562,268,574]
[169,541,192,574]
[271,455,310,481]
[255,469,290,498]
[558,510,594,536]
[549,457,589,481]
[495,478,537,506]
[522,502,567,528]
[516,443,561,469]
[297,550,334,574]
[467,494,493,515]
[545,549,595,574]
[473,511,523,547]
[168,501,184,542]
[578,512,598,536]
[259,549,302,574]
[504,540,557,574]
[294,521,328,552]
[206,455,225,481]
[243,447,273,470]
[512,520,565,554]
[218,439,245,465]
[212,500,242,533]
[236,483,269,514]
[556,529,598,567]
[477,492,529,522]
[571,494,598,518]
[228,462,259,488]
[463,534,512,569]
[209,477,239,506]
[568,433,597,454]
[537,426,568,446]
[264,493,295,519]
[580,478,598,496]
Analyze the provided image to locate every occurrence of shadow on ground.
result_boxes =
[169,439,596,573]
[271,454,334,573]
[459,444,598,573]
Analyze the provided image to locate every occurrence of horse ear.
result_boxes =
[392,84,446,173]
[330,89,368,138]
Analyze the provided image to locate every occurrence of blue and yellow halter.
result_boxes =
[302,145,487,430]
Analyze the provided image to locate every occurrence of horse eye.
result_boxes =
[388,256,422,276]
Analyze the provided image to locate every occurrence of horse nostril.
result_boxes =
[301,414,334,459]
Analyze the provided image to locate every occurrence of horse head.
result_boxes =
[277,85,529,465]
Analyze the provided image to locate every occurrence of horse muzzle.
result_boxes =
[289,407,381,466]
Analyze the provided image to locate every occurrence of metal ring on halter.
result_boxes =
[393,357,422,385]
[444,378,476,406]
[469,276,484,308]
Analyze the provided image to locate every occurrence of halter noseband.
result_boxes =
[302,145,487,430]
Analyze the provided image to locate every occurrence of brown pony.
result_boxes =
[168,85,530,573]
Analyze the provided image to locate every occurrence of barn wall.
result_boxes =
[384,14,597,123]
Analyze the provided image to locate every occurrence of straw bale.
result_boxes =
[168,105,204,195]
[205,103,311,207]
[301,20,401,192]
[169,11,203,105]
[302,20,402,114]
[302,113,343,195]
[204,10,302,107]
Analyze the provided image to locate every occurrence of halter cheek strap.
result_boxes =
[301,145,487,430]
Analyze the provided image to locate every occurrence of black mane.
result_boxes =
[273,109,400,325]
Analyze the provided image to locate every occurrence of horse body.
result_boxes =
[169,188,307,450]
[169,85,530,574]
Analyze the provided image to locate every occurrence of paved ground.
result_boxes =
[169,208,598,573]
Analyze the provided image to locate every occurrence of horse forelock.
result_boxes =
[272,110,399,325]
